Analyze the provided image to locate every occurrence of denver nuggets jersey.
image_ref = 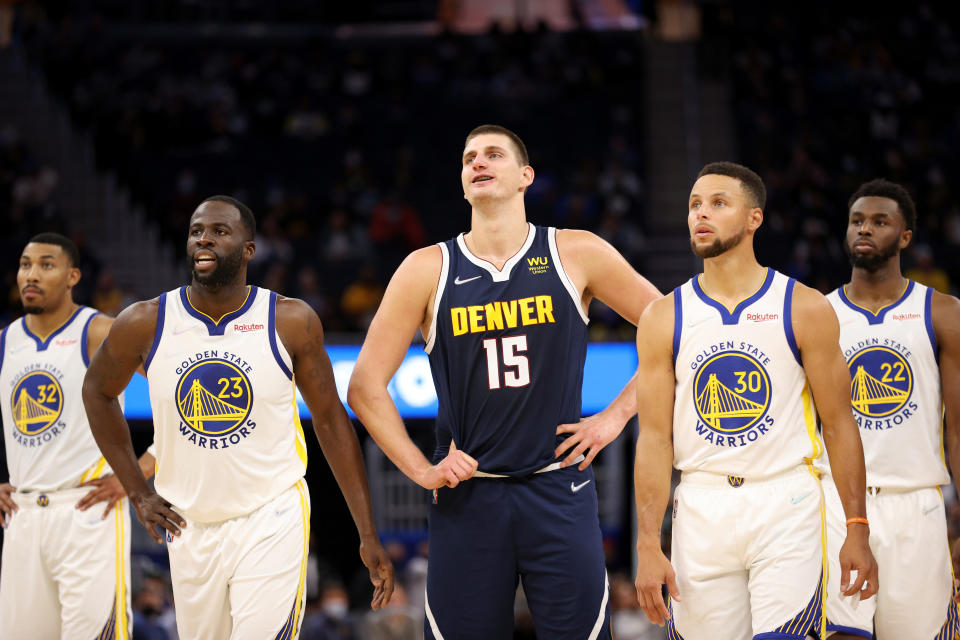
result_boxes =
[672,269,822,477]
[145,286,307,522]
[822,281,947,489]
[0,306,114,491]
[426,224,589,475]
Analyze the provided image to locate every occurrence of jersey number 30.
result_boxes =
[482,336,530,389]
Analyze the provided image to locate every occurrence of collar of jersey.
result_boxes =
[21,305,87,351]
[691,267,774,325]
[838,279,913,325]
[456,222,535,283]
[180,285,258,336]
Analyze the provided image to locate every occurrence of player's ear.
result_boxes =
[899,228,912,250]
[66,267,81,288]
[243,240,256,261]
[747,207,763,232]
[520,165,534,191]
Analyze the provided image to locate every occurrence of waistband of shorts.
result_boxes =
[820,473,934,496]
[14,486,92,508]
[474,455,585,479]
[680,464,816,488]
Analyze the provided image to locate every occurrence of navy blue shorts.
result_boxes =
[424,465,611,640]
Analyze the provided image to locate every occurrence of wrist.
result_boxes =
[636,534,662,550]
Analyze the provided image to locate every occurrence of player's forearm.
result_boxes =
[348,380,433,482]
[822,416,867,519]
[634,428,673,548]
[313,408,379,539]
[601,371,638,427]
[82,387,152,498]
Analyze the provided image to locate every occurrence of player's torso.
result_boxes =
[145,286,307,522]
[672,269,821,477]
[427,224,589,475]
[823,281,947,489]
[0,307,112,491]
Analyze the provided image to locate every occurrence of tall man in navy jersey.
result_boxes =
[349,124,661,639]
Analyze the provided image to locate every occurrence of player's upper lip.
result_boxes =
[693,224,715,235]
[472,173,494,184]
[853,239,875,249]
[21,285,41,295]
[193,250,217,263]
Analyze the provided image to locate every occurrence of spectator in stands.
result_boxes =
[905,244,951,294]
[341,263,384,331]
[132,573,171,640]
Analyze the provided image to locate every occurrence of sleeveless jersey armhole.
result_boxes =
[672,286,683,368]
[80,309,100,368]
[144,293,167,373]
[425,242,450,354]
[924,285,939,363]
[0,325,7,376]
[547,227,589,325]
[268,291,294,380]
[783,278,802,365]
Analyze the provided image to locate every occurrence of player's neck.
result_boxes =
[24,300,80,339]
[700,245,767,308]
[188,278,250,321]
[465,203,529,268]
[846,257,907,310]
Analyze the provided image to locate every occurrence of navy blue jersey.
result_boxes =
[425,224,590,475]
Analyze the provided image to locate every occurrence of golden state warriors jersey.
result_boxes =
[672,269,822,477]
[0,307,115,491]
[145,286,307,522]
[821,281,947,489]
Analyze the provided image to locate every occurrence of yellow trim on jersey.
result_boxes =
[80,456,108,484]
[800,383,822,462]
[114,504,129,639]
[807,462,827,639]
[695,268,771,313]
[293,480,310,635]
[292,377,308,468]
[185,285,251,324]
[841,281,909,316]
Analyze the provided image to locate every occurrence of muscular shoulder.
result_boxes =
[790,281,834,320]
[395,244,443,284]
[274,296,324,353]
[555,228,613,263]
[789,281,839,347]
[101,298,161,356]
[931,289,960,345]
[637,292,676,344]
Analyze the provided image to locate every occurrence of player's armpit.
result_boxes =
[555,229,660,326]
[84,299,158,399]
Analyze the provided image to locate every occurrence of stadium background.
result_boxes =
[1,1,958,638]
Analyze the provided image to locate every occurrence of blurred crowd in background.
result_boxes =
[3,1,960,638]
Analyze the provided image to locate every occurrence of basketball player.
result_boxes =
[633,162,878,639]
[0,232,155,639]
[82,196,394,640]
[820,179,960,639]
[348,124,661,639]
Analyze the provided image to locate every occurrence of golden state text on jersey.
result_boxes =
[173,352,257,448]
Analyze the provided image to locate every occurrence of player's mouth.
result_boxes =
[852,240,875,250]
[693,225,715,238]
[21,286,42,299]
[472,174,494,184]
[193,251,218,271]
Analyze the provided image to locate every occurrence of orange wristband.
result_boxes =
[846,517,869,527]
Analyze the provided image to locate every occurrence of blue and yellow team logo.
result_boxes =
[176,359,253,436]
[693,352,771,433]
[10,371,63,436]
[847,347,912,418]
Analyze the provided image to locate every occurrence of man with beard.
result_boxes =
[819,179,960,639]
[0,232,156,639]
[632,162,877,639]
[82,196,395,639]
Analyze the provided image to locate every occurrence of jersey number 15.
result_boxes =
[482,336,530,389]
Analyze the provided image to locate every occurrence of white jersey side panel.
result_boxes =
[672,269,822,477]
[146,286,307,522]
[821,281,947,489]
[0,307,115,491]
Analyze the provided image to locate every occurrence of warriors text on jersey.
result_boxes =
[426,224,589,475]
[0,306,114,491]
[145,286,308,522]
[672,269,823,477]
[822,281,947,489]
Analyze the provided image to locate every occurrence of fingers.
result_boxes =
[555,421,581,436]
[0,491,18,522]
[844,568,866,598]
[137,501,186,544]
[859,566,878,600]
[636,583,666,626]
[75,487,105,511]
[561,439,589,469]
[839,564,851,594]
[101,496,120,520]
[578,447,600,471]
[379,562,395,609]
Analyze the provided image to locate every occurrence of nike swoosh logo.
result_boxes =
[9,344,30,353]
[571,480,591,493]
[454,275,482,285]
[275,507,290,517]
[924,505,940,515]
[172,326,193,335]
[790,492,813,504]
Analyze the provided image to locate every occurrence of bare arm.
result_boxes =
[82,300,185,543]
[555,229,662,469]
[276,296,393,609]
[348,247,477,489]
[931,291,960,591]
[632,295,680,626]
[792,283,877,599]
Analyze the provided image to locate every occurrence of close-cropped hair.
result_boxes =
[27,232,80,267]
[201,195,257,239]
[847,178,916,231]
[697,161,767,210]
[465,124,530,167]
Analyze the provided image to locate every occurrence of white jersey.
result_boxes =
[821,281,947,489]
[672,269,822,477]
[0,306,114,491]
[145,286,308,523]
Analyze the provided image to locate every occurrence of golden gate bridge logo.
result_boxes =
[175,359,252,436]
[846,347,912,418]
[693,352,771,434]
[10,371,63,436]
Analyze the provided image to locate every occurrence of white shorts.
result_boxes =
[822,476,959,639]
[0,487,131,640]
[167,479,310,640]
[668,466,825,640]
